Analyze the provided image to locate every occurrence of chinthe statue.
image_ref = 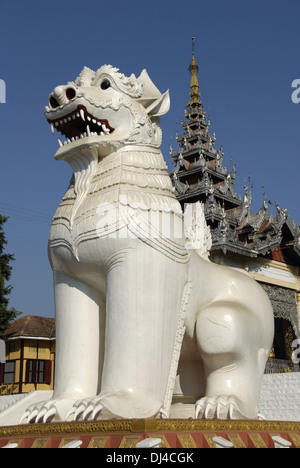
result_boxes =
[21,65,274,424]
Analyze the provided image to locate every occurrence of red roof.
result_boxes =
[5,315,55,340]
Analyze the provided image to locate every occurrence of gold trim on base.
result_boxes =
[1,418,300,440]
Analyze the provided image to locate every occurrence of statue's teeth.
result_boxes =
[51,105,113,148]
[102,124,109,134]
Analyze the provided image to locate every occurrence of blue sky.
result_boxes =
[0,0,299,318]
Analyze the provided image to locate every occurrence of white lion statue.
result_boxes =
[21,65,274,424]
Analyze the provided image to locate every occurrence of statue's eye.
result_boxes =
[101,79,111,90]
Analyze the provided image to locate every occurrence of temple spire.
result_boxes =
[188,36,201,106]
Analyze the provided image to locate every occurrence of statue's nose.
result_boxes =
[48,85,77,108]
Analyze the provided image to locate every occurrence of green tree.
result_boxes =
[0,215,19,339]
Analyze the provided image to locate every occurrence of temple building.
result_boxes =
[169,41,300,369]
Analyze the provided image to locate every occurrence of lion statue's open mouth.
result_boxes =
[47,103,115,146]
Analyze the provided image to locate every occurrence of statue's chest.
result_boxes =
[48,148,183,268]
[48,185,122,261]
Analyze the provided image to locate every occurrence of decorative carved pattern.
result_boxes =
[261,283,299,337]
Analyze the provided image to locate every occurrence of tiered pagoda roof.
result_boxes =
[169,42,300,265]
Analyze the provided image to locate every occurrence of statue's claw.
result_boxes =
[65,397,103,421]
[195,395,254,420]
[19,410,30,425]
[91,403,104,420]
[20,406,42,424]
[36,408,47,424]
[27,409,39,424]
[65,406,77,422]
[43,407,57,423]
[74,404,87,421]
[20,398,78,424]
[82,404,94,420]
[66,398,93,421]
[19,408,37,425]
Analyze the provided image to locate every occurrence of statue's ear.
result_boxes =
[145,90,170,117]
[137,69,170,117]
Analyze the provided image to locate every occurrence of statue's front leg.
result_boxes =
[20,271,102,424]
[74,241,187,421]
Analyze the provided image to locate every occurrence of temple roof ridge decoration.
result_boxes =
[169,39,300,266]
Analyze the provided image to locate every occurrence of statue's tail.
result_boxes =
[163,281,193,416]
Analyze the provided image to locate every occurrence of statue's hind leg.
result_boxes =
[82,240,187,420]
[195,300,268,420]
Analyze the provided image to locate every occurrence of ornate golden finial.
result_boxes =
[188,36,201,106]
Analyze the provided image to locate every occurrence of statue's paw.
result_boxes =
[65,397,102,421]
[195,395,255,420]
[66,396,116,421]
[66,391,165,420]
[20,398,77,424]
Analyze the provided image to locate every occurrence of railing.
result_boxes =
[0,384,19,395]
[264,358,300,374]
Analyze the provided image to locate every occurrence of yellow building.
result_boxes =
[0,315,55,395]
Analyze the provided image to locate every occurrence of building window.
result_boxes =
[25,360,51,385]
[4,361,15,384]
[0,361,15,384]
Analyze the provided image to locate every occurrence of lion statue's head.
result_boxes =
[45,65,170,160]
